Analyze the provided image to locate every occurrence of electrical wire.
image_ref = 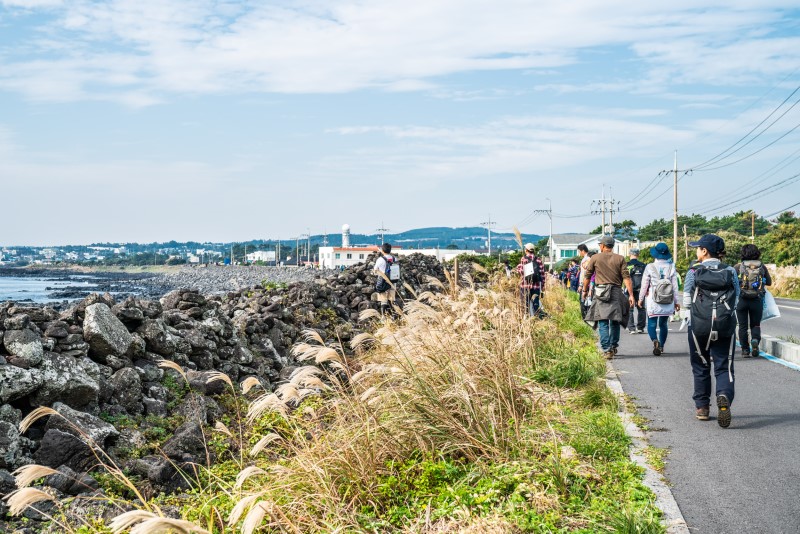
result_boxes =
[684,146,800,213]
[702,171,800,216]
[764,200,800,219]
[691,119,800,172]
[619,170,668,209]
[691,82,800,170]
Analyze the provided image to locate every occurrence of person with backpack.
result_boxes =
[734,244,772,358]
[516,243,546,316]
[582,235,634,359]
[626,249,647,334]
[373,243,400,316]
[683,234,740,428]
[567,259,580,292]
[638,243,680,355]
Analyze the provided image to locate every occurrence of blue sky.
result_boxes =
[1,0,799,245]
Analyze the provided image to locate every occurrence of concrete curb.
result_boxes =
[760,334,800,366]
[605,363,690,534]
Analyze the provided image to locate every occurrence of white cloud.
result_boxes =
[0,0,798,104]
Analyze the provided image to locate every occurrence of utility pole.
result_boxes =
[244,244,247,265]
[528,203,554,268]
[673,151,678,257]
[376,222,390,245]
[231,244,234,265]
[683,224,688,259]
[307,229,311,265]
[295,237,299,266]
[659,151,689,256]
[480,215,496,255]
[276,240,281,266]
[590,189,619,236]
[751,211,755,242]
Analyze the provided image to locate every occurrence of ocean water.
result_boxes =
[0,276,93,303]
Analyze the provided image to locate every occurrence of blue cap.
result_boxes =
[688,234,725,254]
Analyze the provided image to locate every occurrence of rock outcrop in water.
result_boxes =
[0,253,448,527]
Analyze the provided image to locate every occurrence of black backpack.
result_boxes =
[628,260,646,291]
[523,256,542,284]
[690,263,737,346]
[375,255,395,292]
[738,261,765,300]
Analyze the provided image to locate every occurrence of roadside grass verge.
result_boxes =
[5,279,664,533]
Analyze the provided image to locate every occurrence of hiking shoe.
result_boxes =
[652,340,662,356]
[637,328,645,334]
[751,339,760,358]
[696,406,710,420]
[629,329,636,335]
[741,349,751,358]
[717,394,731,428]
[612,346,619,355]
[603,351,614,360]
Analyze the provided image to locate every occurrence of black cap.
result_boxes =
[688,234,725,254]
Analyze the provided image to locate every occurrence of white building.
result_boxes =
[319,246,380,269]
[246,250,276,263]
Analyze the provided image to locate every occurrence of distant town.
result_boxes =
[0,226,545,268]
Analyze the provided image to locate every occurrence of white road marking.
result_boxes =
[777,305,800,310]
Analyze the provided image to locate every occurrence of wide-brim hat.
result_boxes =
[650,242,672,260]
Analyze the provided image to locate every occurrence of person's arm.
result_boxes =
[764,266,773,286]
[683,268,696,310]
[639,266,650,306]
[537,258,546,291]
[581,258,595,296]
[671,267,681,310]
[621,260,634,305]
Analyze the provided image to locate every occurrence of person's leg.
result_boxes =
[378,291,389,315]
[529,289,541,316]
[633,291,643,331]
[710,336,735,404]
[647,316,657,340]
[658,315,669,349]
[750,298,763,354]
[628,301,636,331]
[598,320,611,352]
[689,325,712,408]
[736,305,750,354]
[610,320,621,349]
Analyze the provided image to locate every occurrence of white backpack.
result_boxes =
[649,264,675,305]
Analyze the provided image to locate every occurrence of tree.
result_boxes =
[760,223,800,266]
[775,211,798,225]
[615,220,637,241]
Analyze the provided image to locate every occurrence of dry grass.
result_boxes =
[6,276,625,533]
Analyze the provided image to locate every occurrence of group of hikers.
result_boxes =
[371,237,773,429]
[516,234,773,429]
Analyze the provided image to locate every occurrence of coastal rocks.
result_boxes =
[0,365,43,403]
[31,353,99,408]
[47,403,119,447]
[83,303,133,361]
[3,328,44,368]
[109,368,143,415]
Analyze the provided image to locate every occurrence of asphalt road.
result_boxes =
[611,316,800,534]
[767,297,800,340]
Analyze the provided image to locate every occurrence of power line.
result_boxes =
[764,200,800,219]
[691,82,800,170]
[702,171,800,216]
[692,119,800,171]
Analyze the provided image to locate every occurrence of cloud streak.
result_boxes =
[1,0,798,105]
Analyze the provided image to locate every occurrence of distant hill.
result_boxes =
[325,227,544,251]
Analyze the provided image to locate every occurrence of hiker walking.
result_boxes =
[734,244,772,358]
[582,235,634,359]
[373,243,400,316]
[626,249,647,334]
[516,243,546,316]
[638,242,680,356]
[684,234,739,428]
[567,260,580,292]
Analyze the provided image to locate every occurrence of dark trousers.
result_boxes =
[688,324,735,409]
[736,297,764,349]
[521,288,541,316]
[627,290,643,330]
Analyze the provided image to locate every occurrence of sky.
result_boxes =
[1,0,800,246]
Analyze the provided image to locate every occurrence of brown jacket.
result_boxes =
[584,251,630,286]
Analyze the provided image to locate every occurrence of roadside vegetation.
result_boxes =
[5,278,664,533]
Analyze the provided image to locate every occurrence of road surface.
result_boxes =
[611,306,800,534]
